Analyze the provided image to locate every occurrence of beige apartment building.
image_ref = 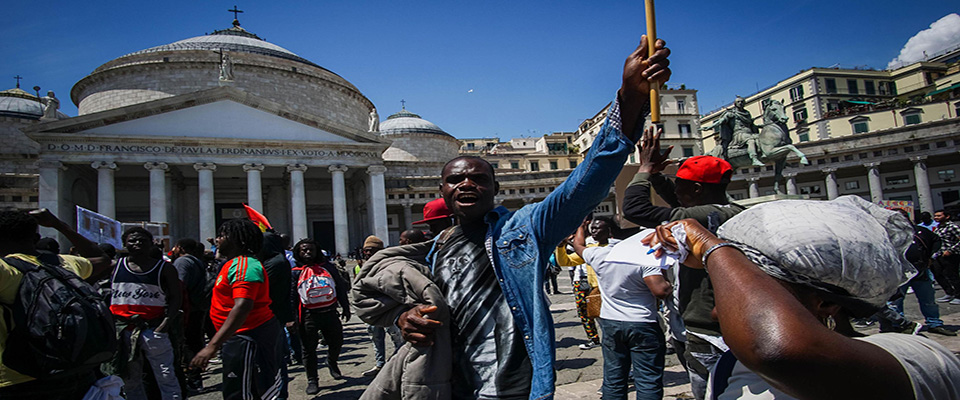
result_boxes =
[700,47,960,213]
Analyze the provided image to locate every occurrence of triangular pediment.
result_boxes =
[83,99,358,142]
[25,86,386,145]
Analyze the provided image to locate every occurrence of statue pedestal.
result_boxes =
[735,193,810,208]
[218,79,235,87]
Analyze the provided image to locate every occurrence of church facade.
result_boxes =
[20,21,393,256]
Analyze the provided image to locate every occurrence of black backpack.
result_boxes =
[2,254,117,377]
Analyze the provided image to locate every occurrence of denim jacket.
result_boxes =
[430,97,641,399]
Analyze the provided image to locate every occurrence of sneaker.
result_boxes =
[305,379,319,395]
[578,342,600,350]
[329,364,343,380]
[927,326,958,336]
[951,298,960,305]
[362,365,382,377]
[936,295,955,303]
[899,321,922,335]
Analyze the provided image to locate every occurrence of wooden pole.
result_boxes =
[645,0,660,124]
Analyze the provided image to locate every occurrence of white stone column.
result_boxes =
[401,201,414,229]
[367,165,389,244]
[38,160,63,240]
[783,172,798,195]
[194,163,217,243]
[865,162,883,203]
[748,177,760,198]
[329,165,349,257]
[823,168,839,200]
[287,164,309,241]
[911,156,933,213]
[144,162,168,223]
[91,161,118,218]
[243,163,265,212]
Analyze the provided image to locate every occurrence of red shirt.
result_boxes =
[209,256,274,333]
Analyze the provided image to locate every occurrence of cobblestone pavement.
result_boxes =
[188,280,960,399]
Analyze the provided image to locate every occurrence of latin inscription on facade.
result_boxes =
[46,143,379,158]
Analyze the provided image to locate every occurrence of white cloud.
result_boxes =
[888,13,960,69]
[467,89,474,93]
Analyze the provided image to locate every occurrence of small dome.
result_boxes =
[0,88,68,119]
[379,108,452,137]
[121,24,318,67]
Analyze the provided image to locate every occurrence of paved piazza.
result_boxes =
[188,266,960,399]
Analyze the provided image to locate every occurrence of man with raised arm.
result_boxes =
[393,37,672,399]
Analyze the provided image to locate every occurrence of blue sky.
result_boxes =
[3,1,957,139]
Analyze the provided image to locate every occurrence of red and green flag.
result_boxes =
[244,204,272,232]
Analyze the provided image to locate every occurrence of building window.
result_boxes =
[825,78,837,94]
[530,161,539,171]
[844,155,853,161]
[678,123,692,138]
[388,194,395,199]
[939,169,956,181]
[11,196,22,202]
[491,163,498,169]
[789,85,804,102]
[904,146,914,153]
[955,102,960,117]
[677,99,686,114]
[919,143,930,150]
[29,196,38,203]
[888,148,898,155]
[629,154,636,163]
[398,194,405,199]
[865,80,875,95]
[509,189,516,194]
[817,159,826,165]
[845,181,860,190]
[889,82,898,95]
[800,185,821,195]
[682,146,694,157]
[847,79,858,95]
[510,161,520,169]
[430,193,436,198]
[873,150,883,157]
[419,193,426,198]
[885,175,910,185]
[859,153,868,159]
[549,160,558,170]
[904,113,922,125]
[853,121,869,133]
[466,143,476,150]
[539,187,545,193]
[730,193,744,200]
[793,107,808,123]
[830,157,839,163]
[569,160,577,168]
[519,189,526,194]
[798,131,810,142]
[827,100,840,112]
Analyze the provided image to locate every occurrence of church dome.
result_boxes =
[379,107,460,163]
[379,108,453,137]
[70,20,372,133]
[122,24,317,67]
[0,87,68,119]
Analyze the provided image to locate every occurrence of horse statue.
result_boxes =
[707,99,809,193]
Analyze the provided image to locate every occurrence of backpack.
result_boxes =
[2,254,117,377]
[295,265,337,309]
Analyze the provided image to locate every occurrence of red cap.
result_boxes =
[675,156,733,184]
[413,198,452,225]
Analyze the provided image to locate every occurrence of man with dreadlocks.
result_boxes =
[189,219,285,400]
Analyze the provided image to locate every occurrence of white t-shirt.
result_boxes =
[582,243,662,323]
[709,333,960,400]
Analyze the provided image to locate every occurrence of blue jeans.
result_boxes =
[891,269,943,328]
[599,318,665,400]
[368,325,403,367]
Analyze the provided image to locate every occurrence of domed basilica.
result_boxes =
[0,18,465,252]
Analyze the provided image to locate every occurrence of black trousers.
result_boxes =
[932,254,960,296]
[221,317,284,400]
[181,308,206,383]
[298,307,344,380]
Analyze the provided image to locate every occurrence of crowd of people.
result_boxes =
[1,35,959,400]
